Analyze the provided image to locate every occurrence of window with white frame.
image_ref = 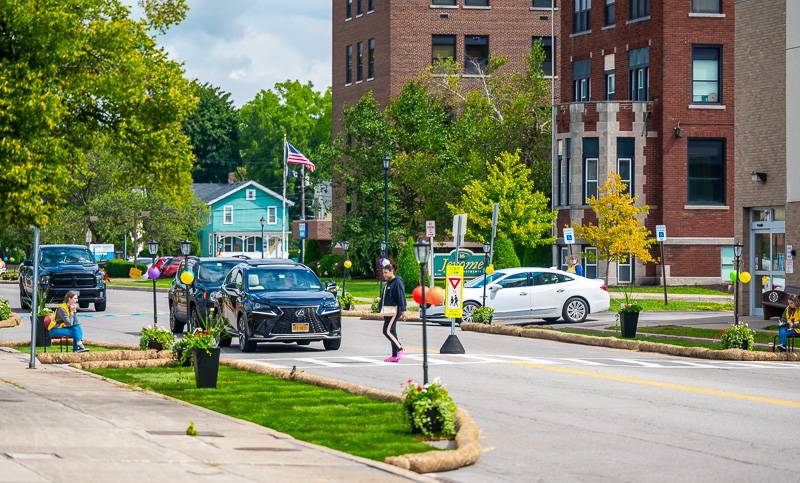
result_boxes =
[618,158,632,196]
[692,0,720,13]
[584,158,598,202]
[560,247,570,271]
[573,59,590,102]
[222,236,242,253]
[245,189,256,200]
[618,256,633,284]
[629,47,649,101]
[223,206,233,224]
[583,247,598,279]
[245,236,259,253]
[267,206,278,224]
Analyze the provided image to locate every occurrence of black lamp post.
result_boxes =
[414,239,431,384]
[733,241,743,326]
[379,239,387,300]
[382,155,390,297]
[148,240,159,327]
[260,216,266,259]
[482,242,491,307]
[342,240,350,299]
[180,239,192,329]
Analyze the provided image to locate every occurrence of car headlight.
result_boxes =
[38,275,49,285]
[318,298,341,315]
[252,302,280,317]
[96,272,105,283]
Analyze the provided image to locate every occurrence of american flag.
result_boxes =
[286,142,316,172]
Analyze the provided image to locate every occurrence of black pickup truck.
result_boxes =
[19,245,107,311]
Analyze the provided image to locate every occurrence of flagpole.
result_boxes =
[282,134,287,258]
[300,165,306,264]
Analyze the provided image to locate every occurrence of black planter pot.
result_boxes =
[192,347,221,388]
[147,340,164,351]
[36,316,51,347]
[620,311,640,338]
[410,408,444,435]
[742,340,751,350]
[174,348,191,367]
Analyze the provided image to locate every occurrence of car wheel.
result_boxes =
[20,291,30,310]
[543,317,559,323]
[238,315,256,352]
[169,303,184,334]
[562,297,589,323]
[188,306,200,332]
[323,338,341,351]
[94,300,106,312]
[296,340,311,346]
[462,302,480,323]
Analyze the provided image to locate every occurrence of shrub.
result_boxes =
[720,324,756,350]
[471,306,494,324]
[397,239,421,294]
[0,298,11,321]
[139,326,175,350]
[402,378,457,437]
[338,292,356,310]
[318,254,343,277]
[493,236,520,269]
[305,239,323,266]
[105,259,148,278]
[0,269,19,281]
[370,297,381,313]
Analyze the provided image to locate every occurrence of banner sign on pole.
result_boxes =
[655,225,667,242]
[89,244,115,261]
[452,214,467,246]
[426,220,436,238]
[444,264,464,319]
[563,227,575,245]
[298,222,307,239]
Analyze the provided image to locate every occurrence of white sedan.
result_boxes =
[427,267,610,324]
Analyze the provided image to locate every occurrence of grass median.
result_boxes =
[545,327,726,350]
[602,324,778,345]
[610,299,733,312]
[91,365,434,461]
[607,286,729,296]
[106,277,172,289]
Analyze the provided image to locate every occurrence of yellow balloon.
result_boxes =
[485,264,495,276]
[344,260,352,269]
[180,270,195,285]
[739,272,751,284]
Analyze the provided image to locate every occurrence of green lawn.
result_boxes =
[549,327,727,350]
[91,365,435,461]
[608,286,729,296]
[602,324,778,345]
[8,343,130,353]
[107,277,172,289]
[611,299,733,312]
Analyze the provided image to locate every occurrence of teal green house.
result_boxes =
[193,181,294,258]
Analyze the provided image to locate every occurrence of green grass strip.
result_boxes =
[603,325,778,344]
[549,328,726,350]
[610,299,733,312]
[607,286,729,295]
[91,365,434,461]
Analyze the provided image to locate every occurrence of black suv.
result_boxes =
[167,257,245,335]
[212,261,341,352]
[19,245,107,311]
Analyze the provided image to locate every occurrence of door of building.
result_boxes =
[749,208,786,316]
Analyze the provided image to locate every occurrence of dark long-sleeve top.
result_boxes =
[379,276,407,315]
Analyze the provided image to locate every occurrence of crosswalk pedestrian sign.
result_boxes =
[445,265,464,318]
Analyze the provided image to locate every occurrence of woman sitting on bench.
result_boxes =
[48,291,89,353]
[777,295,800,352]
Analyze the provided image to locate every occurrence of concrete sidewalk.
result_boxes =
[0,349,430,483]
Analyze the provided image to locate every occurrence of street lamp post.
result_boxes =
[148,240,159,327]
[733,241,743,326]
[260,216,266,259]
[180,239,192,329]
[382,155,390,298]
[414,239,432,385]
[482,242,491,307]
[379,239,387,300]
[342,240,350,299]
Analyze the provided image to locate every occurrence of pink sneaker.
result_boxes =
[395,350,406,361]
[384,355,398,362]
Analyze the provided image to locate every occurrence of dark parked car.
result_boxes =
[168,257,244,334]
[19,245,107,311]
[212,261,341,352]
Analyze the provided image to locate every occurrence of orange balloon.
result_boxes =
[428,286,445,306]
[412,286,424,305]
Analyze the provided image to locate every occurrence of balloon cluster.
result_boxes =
[180,270,195,285]
[412,285,445,306]
[147,267,161,280]
[343,260,352,270]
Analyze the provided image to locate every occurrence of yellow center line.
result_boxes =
[511,362,800,409]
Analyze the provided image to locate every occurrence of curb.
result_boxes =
[574,326,777,350]
[461,323,800,362]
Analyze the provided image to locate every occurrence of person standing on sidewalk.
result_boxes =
[377,260,406,362]
[48,291,89,352]
[566,255,584,276]
[777,295,800,351]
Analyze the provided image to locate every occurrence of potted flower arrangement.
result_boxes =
[139,326,175,351]
[617,287,642,338]
[470,306,494,324]
[35,289,53,347]
[402,378,457,438]
[0,297,12,322]
[720,323,756,351]
[337,292,355,311]
[171,337,191,366]
[182,311,230,388]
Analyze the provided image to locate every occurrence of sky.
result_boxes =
[133,1,332,106]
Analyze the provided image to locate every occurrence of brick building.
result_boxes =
[734,0,800,315]
[554,0,735,285]
[331,0,561,218]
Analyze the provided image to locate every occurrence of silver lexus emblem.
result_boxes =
[295,309,305,317]
[769,292,779,303]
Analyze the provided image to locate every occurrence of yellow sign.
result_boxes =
[444,264,464,319]
[129,267,142,278]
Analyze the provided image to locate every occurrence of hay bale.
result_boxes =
[0,315,21,329]
[38,349,171,365]
[73,359,177,370]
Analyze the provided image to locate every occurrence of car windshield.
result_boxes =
[40,248,95,266]
[246,267,322,292]
[197,261,239,284]
[465,272,506,288]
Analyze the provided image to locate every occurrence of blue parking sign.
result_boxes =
[563,227,575,245]
[299,222,307,239]
[655,224,667,242]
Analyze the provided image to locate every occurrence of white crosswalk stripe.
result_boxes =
[610,359,665,367]
[559,358,609,366]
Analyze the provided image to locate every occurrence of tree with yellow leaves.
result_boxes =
[576,173,654,285]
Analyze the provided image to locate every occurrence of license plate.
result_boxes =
[292,323,310,333]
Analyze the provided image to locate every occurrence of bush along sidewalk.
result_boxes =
[139,326,175,351]
[720,324,756,351]
[402,378,457,438]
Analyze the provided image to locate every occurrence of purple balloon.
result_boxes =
[147,267,161,280]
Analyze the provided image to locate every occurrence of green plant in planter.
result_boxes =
[139,326,175,350]
[180,311,227,365]
[471,306,494,324]
[720,324,756,350]
[338,292,355,310]
[36,288,52,318]
[0,298,11,321]
[401,378,456,438]
[370,297,381,313]
[617,285,642,314]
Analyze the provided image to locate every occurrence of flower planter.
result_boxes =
[409,408,444,435]
[741,340,751,351]
[192,347,221,388]
[174,348,191,367]
[147,340,164,351]
[620,311,640,338]
[36,316,51,348]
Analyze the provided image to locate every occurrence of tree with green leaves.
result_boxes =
[0,0,197,228]
[449,150,555,250]
[183,82,242,183]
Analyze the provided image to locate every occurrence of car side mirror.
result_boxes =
[489,283,502,292]
[325,281,338,296]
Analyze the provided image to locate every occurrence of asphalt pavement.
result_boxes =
[2,285,799,482]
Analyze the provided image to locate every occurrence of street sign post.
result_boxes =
[444,265,464,319]
[656,224,668,305]
[490,202,499,264]
[563,227,575,256]
[441,215,466,355]
[452,214,467,247]
[298,222,307,240]
[426,220,436,288]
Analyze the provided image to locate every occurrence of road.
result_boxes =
[2,285,799,482]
